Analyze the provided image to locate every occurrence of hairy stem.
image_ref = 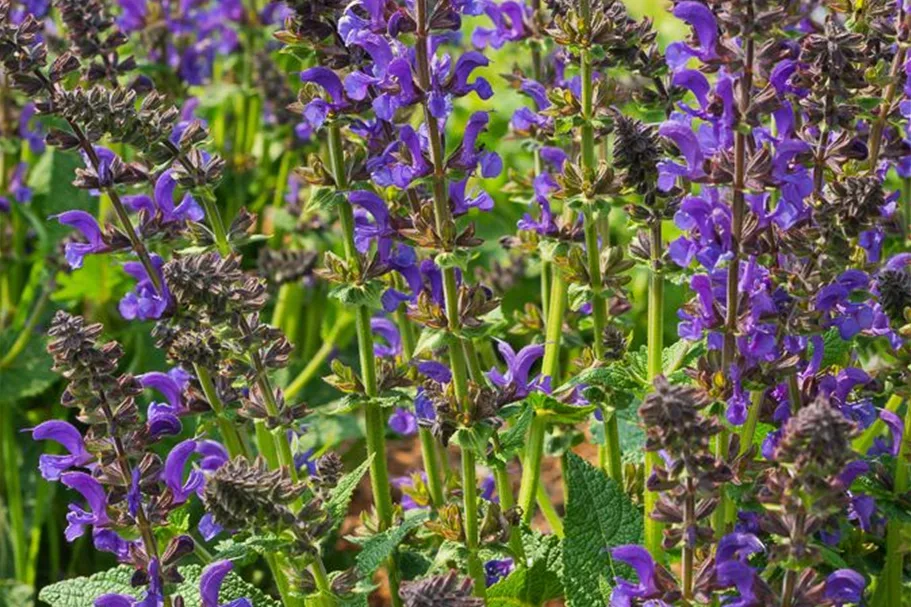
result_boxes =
[644,219,664,557]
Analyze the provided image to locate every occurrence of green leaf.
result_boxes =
[326,455,373,525]
[352,511,430,577]
[494,403,535,463]
[525,392,596,425]
[0,580,33,607]
[328,282,383,309]
[38,565,280,607]
[413,327,451,357]
[487,564,562,606]
[38,567,134,607]
[488,531,564,606]
[0,329,57,405]
[305,185,344,213]
[811,329,853,370]
[451,424,495,458]
[214,533,292,562]
[562,453,642,607]
[436,250,473,271]
[662,339,705,376]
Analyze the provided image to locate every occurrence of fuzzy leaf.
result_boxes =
[38,564,279,607]
[494,403,535,463]
[326,455,373,525]
[328,282,384,310]
[352,511,430,577]
[526,392,596,425]
[562,453,642,607]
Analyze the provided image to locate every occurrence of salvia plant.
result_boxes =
[2,0,911,605]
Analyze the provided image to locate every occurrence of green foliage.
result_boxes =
[525,392,596,425]
[326,456,373,525]
[38,564,280,607]
[562,453,642,607]
[350,511,430,578]
[0,329,57,405]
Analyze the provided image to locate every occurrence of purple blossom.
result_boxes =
[389,408,418,435]
[139,367,190,439]
[372,316,403,358]
[54,210,109,269]
[123,170,204,224]
[119,254,171,322]
[609,545,666,607]
[200,560,253,607]
[61,471,110,541]
[824,569,866,606]
[869,408,904,457]
[96,559,164,607]
[473,1,526,49]
[484,558,513,586]
[486,339,545,398]
[30,420,94,480]
[666,1,718,71]
[163,439,228,504]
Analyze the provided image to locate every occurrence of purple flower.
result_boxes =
[716,532,764,564]
[198,513,224,541]
[300,67,352,129]
[484,558,514,586]
[869,408,904,457]
[658,121,705,190]
[92,528,134,562]
[123,170,204,224]
[201,560,253,607]
[163,439,228,504]
[372,316,402,358]
[824,569,866,606]
[714,559,761,607]
[666,1,718,71]
[140,367,190,439]
[414,389,436,422]
[609,546,665,607]
[31,420,94,480]
[389,408,418,436]
[449,111,502,178]
[487,339,545,399]
[55,210,109,269]
[119,254,171,322]
[61,471,110,541]
[1,163,32,212]
[352,191,395,255]
[96,559,164,607]
[473,1,526,49]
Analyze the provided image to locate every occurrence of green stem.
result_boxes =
[255,420,280,468]
[518,410,547,525]
[644,220,664,557]
[461,450,486,597]
[875,401,911,606]
[602,409,623,483]
[195,365,248,459]
[412,1,485,592]
[201,193,232,257]
[493,462,526,561]
[535,481,564,537]
[311,555,337,607]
